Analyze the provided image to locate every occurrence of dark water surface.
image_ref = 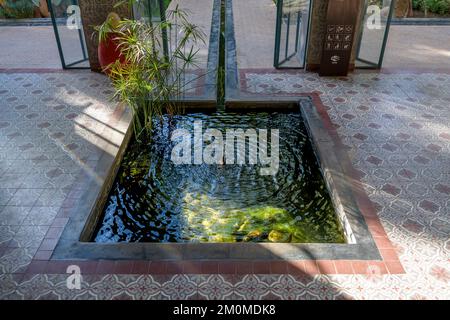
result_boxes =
[93,112,345,243]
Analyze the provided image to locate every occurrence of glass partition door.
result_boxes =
[48,0,89,69]
[274,0,312,68]
[355,0,394,68]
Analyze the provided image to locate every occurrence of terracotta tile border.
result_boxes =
[20,70,404,276]
[96,260,116,274]
[22,259,405,276]
[131,261,150,274]
[334,260,354,274]
[218,261,237,274]
[317,260,337,274]
[148,262,168,274]
[114,261,135,274]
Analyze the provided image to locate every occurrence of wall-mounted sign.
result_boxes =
[319,0,359,76]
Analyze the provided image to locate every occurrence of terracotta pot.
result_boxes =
[98,33,126,74]
[39,0,49,18]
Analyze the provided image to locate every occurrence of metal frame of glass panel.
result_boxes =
[274,0,312,69]
[48,0,171,69]
[355,0,395,69]
[48,0,89,69]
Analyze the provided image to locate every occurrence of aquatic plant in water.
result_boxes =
[105,3,206,139]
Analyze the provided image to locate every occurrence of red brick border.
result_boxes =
[26,258,405,275]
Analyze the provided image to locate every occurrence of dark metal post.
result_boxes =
[159,0,169,60]
[273,0,283,67]
[47,0,67,68]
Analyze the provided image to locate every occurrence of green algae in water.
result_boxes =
[94,112,346,243]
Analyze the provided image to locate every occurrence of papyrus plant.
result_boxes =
[107,5,205,139]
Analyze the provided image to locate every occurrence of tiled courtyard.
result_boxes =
[0,68,449,299]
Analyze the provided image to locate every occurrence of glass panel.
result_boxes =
[356,0,394,68]
[134,1,170,59]
[274,0,311,68]
[48,0,89,68]
[134,0,165,23]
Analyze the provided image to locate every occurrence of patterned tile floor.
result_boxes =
[0,70,449,299]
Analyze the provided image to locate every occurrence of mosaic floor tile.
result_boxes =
[1,70,450,299]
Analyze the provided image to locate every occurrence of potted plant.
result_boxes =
[102,4,206,138]
[96,12,126,73]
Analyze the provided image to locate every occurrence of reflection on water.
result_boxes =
[94,112,345,243]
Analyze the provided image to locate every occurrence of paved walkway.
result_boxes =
[0,69,449,299]
[233,0,276,68]
[0,26,88,69]
[383,25,450,69]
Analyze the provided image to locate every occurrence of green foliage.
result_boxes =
[0,0,38,19]
[413,0,450,15]
[106,5,205,139]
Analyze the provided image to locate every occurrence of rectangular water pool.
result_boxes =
[91,111,346,244]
